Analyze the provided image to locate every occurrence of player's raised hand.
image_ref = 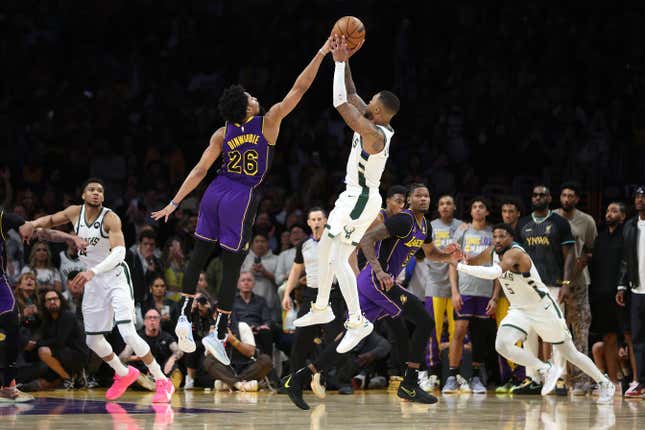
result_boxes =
[319,36,333,56]
[331,35,350,62]
[151,202,177,223]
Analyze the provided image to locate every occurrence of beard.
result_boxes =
[532,201,548,211]
[85,200,101,208]
[561,204,575,212]
[606,218,618,227]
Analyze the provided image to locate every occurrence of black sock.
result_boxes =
[472,365,480,378]
[404,367,418,385]
[449,367,459,377]
[216,312,229,339]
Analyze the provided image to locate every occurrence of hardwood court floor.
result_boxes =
[3,388,644,429]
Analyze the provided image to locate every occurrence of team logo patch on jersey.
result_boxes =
[545,224,552,234]
[343,226,355,239]
[94,222,100,229]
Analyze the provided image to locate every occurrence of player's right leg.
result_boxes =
[0,307,34,402]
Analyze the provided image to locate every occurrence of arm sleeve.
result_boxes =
[333,62,347,107]
[384,213,415,238]
[457,261,503,280]
[238,322,255,346]
[90,246,126,275]
[294,240,305,264]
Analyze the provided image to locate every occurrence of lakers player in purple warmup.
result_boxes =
[285,184,459,409]
[151,38,333,364]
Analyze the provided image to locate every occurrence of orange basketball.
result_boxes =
[331,16,365,50]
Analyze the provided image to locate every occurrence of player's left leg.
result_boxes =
[0,308,34,402]
[333,240,373,353]
[554,339,614,403]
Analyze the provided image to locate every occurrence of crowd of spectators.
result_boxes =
[2,2,645,395]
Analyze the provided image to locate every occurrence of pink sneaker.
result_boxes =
[152,378,175,403]
[106,366,140,401]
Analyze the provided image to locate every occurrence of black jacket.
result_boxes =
[125,249,163,304]
[590,224,624,297]
[618,216,642,290]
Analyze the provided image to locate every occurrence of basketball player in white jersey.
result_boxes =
[447,223,615,404]
[28,178,174,403]
[294,35,401,353]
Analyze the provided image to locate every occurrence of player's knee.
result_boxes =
[86,334,113,358]
[38,346,52,358]
[495,335,509,356]
[117,323,150,357]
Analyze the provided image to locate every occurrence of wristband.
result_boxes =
[169,200,179,208]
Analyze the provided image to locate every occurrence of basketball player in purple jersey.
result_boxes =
[286,184,460,409]
[151,38,333,364]
[0,210,85,402]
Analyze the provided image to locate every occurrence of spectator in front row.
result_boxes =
[20,290,88,391]
[242,232,279,314]
[126,229,163,304]
[232,272,273,356]
[119,308,182,390]
[20,241,62,292]
[141,275,178,335]
[184,292,216,389]
[205,312,273,392]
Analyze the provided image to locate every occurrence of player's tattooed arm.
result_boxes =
[34,228,88,251]
[345,61,367,113]
[359,223,394,289]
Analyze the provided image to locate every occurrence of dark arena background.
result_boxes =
[1,1,644,429]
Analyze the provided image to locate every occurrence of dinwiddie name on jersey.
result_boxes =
[227,133,260,150]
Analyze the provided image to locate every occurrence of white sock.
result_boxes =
[146,360,167,381]
[314,234,335,310]
[185,374,194,385]
[107,356,129,377]
[333,241,362,322]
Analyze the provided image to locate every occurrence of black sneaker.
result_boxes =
[338,385,354,394]
[284,373,310,410]
[397,381,438,404]
[555,378,568,396]
[510,378,542,394]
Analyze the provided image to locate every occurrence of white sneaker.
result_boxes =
[596,378,616,404]
[214,380,231,391]
[310,372,326,399]
[470,376,487,394]
[202,332,231,365]
[457,375,471,393]
[539,362,562,396]
[183,376,195,390]
[419,374,439,392]
[337,318,374,353]
[293,304,335,328]
[572,382,589,396]
[175,315,196,353]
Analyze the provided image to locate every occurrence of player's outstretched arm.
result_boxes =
[331,36,383,154]
[152,127,225,222]
[345,60,367,112]
[34,228,88,251]
[30,206,79,230]
[265,39,331,124]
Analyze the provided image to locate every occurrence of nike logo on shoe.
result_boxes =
[400,386,417,398]
[284,375,292,389]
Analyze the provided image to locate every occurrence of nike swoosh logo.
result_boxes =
[544,305,551,310]
[284,375,292,389]
[400,386,416,397]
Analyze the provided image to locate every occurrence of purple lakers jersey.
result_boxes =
[0,213,16,314]
[217,116,273,188]
[369,209,431,278]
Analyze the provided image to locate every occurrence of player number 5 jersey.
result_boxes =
[344,125,394,192]
[494,243,551,309]
[75,205,113,269]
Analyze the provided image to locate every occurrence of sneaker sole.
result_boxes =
[293,312,335,328]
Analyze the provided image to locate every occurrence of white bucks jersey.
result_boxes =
[75,205,113,269]
[344,125,393,192]
[494,243,550,309]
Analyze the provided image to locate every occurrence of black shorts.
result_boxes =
[590,295,619,335]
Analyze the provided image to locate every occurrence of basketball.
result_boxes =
[331,16,365,50]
